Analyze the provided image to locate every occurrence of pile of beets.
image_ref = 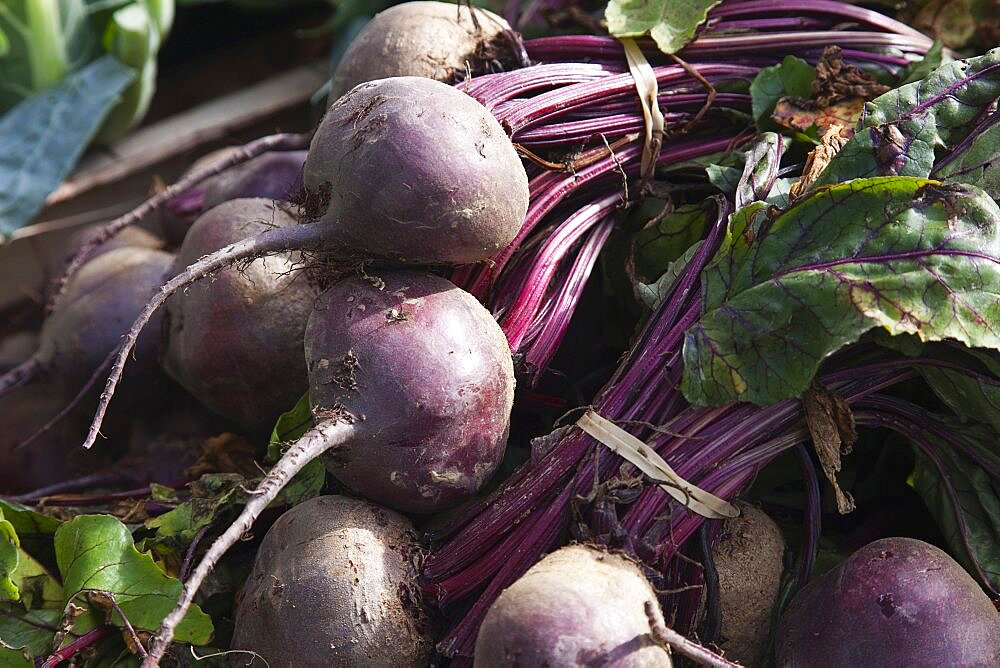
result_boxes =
[2,2,998,666]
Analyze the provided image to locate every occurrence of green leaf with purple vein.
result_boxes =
[681,176,1000,405]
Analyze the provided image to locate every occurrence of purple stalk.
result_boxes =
[707,0,931,40]
[794,442,822,589]
[501,192,622,351]
[521,217,615,379]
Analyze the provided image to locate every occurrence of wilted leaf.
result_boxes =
[772,96,865,134]
[803,381,858,514]
[55,515,213,644]
[810,45,890,107]
[818,49,1000,185]
[771,46,888,135]
[682,177,1000,405]
[606,0,723,54]
[0,55,135,239]
[790,124,852,198]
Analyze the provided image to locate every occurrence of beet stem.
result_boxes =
[48,132,312,312]
[143,419,355,666]
[83,221,334,451]
[0,355,42,398]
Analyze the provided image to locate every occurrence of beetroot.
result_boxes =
[305,270,515,513]
[304,76,528,265]
[776,537,1000,667]
[85,76,528,451]
[711,503,786,666]
[474,544,673,667]
[144,269,515,661]
[230,495,434,666]
[0,246,175,399]
[330,2,519,99]
[162,150,306,245]
[162,198,318,430]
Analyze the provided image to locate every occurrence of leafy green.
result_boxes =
[95,1,159,143]
[910,421,1000,591]
[748,56,814,127]
[682,177,1000,405]
[921,349,1000,434]
[7,547,61,612]
[0,502,62,537]
[146,395,323,555]
[0,0,174,237]
[734,132,784,209]
[0,55,135,239]
[0,607,61,663]
[266,392,326,503]
[898,40,947,85]
[934,116,1000,200]
[0,509,19,601]
[639,241,703,310]
[632,204,710,282]
[0,1,98,111]
[55,515,214,644]
[818,48,1000,185]
[606,0,722,55]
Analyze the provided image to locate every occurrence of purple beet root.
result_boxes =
[163,198,318,431]
[474,544,673,667]
[306,270,515,513]
[303,76,528,265]
[0,246,176,401]
[42,246,175,396]
[143,268,516,660]
[330,1,518,99]
[230,495,435,666]
[776,537,1000,667]
[162,150,307,245]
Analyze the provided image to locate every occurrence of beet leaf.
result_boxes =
[606,0,723,54]
[682,177,1000,405]
[818,48,1000,184]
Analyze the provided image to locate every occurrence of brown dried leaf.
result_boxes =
[803,380,858,514]
[812,45,890,107]
[772,96,865,134]
[790,124,853,199]
[771,45,890,135]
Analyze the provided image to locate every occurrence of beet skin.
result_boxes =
[776,537,1000,667]
[305,270,515,513]
[303,76,528,265]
